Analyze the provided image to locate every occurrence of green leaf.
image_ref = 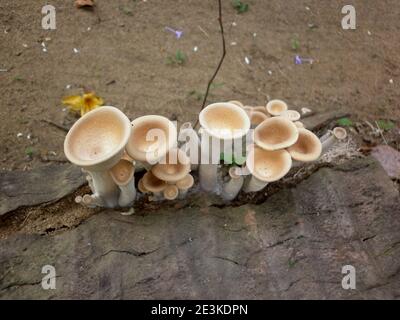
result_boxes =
[376,120,395,131]
[233,154,246,166]
[25,147,34,157]
[337,117,353,127]
[220,152,234,164]
[232,0,249,14]
[291,38,300,51]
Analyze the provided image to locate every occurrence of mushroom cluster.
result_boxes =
[64,101,347,208]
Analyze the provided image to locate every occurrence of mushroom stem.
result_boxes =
[221,166,244,201]
[86,170,119,208]
[243,175,269,193]
[117,177,136,207]
[199,164,218,192]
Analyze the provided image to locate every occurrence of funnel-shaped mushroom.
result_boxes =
[152,148,191,183]
[110,159,136,207]
[321,127,348,153]
[221,166,244,201]
[254,117,299,151]
[176,174,194,198]
[126,115,177,165]
[141,171,167,199]
[243,145,292,193]
[287,128,322,162]
[64,106,131,207]
[266,99,288,116]
[281,110,301,122]
[138,179,148,194]
[228,100,244,108]
[198,102,250,192]
[249,111,270,128]
[163,185,179,201]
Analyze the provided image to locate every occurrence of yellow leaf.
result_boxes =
[62,95,83,111]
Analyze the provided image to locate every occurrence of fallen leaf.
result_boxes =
[75,0,94,8]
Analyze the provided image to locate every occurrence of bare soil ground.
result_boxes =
[1,0,399,171]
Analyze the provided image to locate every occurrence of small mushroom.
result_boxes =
[141,171,167,199]
[294,121,304,129]
[280,110,301,122]
[176,174,195,198]
[228,100,244,108]
[244,145,292,193]
[109,159,136,207]
[287,128,322,162]
[163,185,179,201]
[254,117,299,151]
[321,127,348,153]
[138,179,148,194]
[151,148,191,183]
[266,99,288,116]
[221,166,244,200]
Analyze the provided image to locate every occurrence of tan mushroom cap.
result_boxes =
[151,148,191,183]
[281,110,301,122]
[333,127,347,140]
[138,179,148,194]
[163,185,179,200]
[250,111,269,126]
[246,145,292,182]
[109,159,135,186]
[141,171,167,193]
[294,121,304,129]
[287,128,322,162]
[228,166,241,179]
[176,174,195,190]
[266,99,288,116]
[64,106,131,171]
[199,102,251,140]
[126,115,177,163]
[254,117,299,151]
[228,100,244,108]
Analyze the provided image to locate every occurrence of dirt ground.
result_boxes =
[1,0,399,171]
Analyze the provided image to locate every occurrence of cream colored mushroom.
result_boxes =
[176,174,195,198]
[287,128,322,162]
[151,148,191,183]
[163,185,179,201]
[64,106,131,208]
[254,117,299,151]
[126,115,177,165]
[321,127,348,153]
[221,166,244,201]
[281,110,301,122]
[294,121,304,129]
[198,102,250,192]
[109,159,136,207]
[141,171,167,199]
[266,99,288,116]
[243,145,292,193]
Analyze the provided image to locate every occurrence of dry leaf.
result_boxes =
[75,0,94,8]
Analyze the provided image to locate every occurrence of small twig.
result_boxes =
[41,119,70,133]
[194,0,226,129]
[197,25,210,38]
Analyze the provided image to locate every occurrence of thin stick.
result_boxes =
[375,121,388,145]
[198,25,210,38]
[194,0,226,129]
[41,119,70,132]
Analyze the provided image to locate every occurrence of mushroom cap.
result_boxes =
[163,185,179,200]
[141,171,167,193]
[250,111,269,126]
[333,127,347,140]
[199,102,250,140]
[287,128,322,162]
[229,166,242,179]
[254,116,299,151]
[126,115,177,163]
[110,159,135,186]
[228,100,244,108]
[151,148,191,183]
[176,174,194,190]
[266,99,288,116]
[294,121,304,129]
[138,179,148,194]
[246,145,292,182]
[64,106,131,171]
[281,110,301,122]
